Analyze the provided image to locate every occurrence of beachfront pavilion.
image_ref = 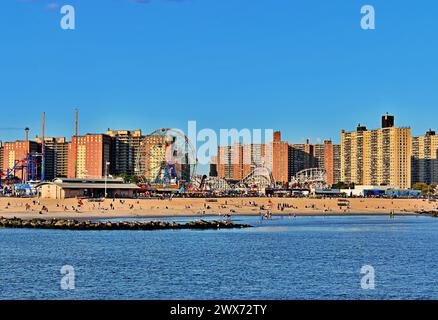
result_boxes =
[36,178,140,199]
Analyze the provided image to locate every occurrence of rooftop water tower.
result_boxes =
[382,112,394,128]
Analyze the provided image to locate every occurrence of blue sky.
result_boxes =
[0,0,437,144]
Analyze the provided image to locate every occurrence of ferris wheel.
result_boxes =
[137,128,198,187]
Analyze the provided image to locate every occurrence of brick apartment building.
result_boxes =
[2,140,41,182]
[68,134,111,178]
[271,131,289,184]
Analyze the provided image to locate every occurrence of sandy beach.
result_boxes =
[0,197,437,220]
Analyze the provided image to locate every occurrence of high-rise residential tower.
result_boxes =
[68,134,111,178]
[288,141,314,180]
[142,134,167,182]
[217,145,234,180]
[35,137,69,180]
[270,131,289,184]
[411,129,438,185]
[106,129,144,176]
[341,115,411,188]
[318,140,341,186]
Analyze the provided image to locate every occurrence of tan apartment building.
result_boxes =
[341,115,411,189]
[341,124,367,185]
[217,145,234,180]
[143,134,167,182]
[106,129,144,176]
[35,137,69,180]
[412,129,438,185]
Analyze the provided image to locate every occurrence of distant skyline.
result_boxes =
[1,0,438,143]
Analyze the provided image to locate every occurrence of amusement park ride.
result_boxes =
[0,153,43,195]
[135,128,198,194]
[290,168,328,190]
[0,127,44,195]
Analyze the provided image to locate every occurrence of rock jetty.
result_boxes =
[0,217,252,231]
[416,210,438,217]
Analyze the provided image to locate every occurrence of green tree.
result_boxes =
[413,182,430,195]
[117,173,140,184]
[332,181,346,189]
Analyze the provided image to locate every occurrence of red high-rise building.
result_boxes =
[314,140,341,186]
[68,134,111,178]
[271,131,289,184]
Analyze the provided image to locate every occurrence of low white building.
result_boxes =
[36,178,139,199]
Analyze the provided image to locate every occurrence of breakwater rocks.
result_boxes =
[416,210,438,217]
[0,217,252,231]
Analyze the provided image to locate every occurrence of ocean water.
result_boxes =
[0,215,437,300]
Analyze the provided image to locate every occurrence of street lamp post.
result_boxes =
[104,161,110,198]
